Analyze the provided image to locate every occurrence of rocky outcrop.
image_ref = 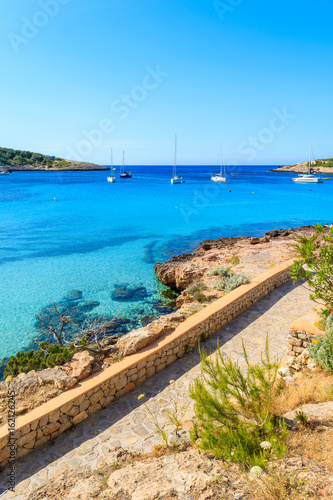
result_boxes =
[277,349,317,383]
[283,401,333,428]
[0,351,96,424]
[106,448,224,500]
[154,225,319,292]
[265,225,315,239]
[116,312,184,356]
[154,256,207,291]
[250,236,270,245]
[194,236,249,254]
[23,445,333,500]
[269,162,333,175]
[0,367,76,396]
[60,351,95,381]
[154,253,193,290]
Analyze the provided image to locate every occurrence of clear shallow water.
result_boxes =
[1,165,332,362]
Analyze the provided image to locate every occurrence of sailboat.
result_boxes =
[211,143,226,183]
[107,148,116,183]
[0,159,10,175]
[171,134,184,184]
[119,151,132,178]
[292,142,323,183]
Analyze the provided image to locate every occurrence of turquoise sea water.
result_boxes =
[1,165,332,364]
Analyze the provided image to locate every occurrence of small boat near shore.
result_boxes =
[292,142,323,184]
[171,135,184,184]
[119,151,132,178]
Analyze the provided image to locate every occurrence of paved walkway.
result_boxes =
[0,281,313,499]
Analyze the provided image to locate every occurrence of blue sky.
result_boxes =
[0,0,332,165]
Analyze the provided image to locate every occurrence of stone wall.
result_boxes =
[0,259,293,469]
[288,308,325,356]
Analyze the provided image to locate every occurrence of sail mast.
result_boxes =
[173,134,177,177]
[309,140,311,174]
[220,142,223,176]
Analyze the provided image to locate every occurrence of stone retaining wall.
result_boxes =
[288,308,325,356]
[0,259,293,469]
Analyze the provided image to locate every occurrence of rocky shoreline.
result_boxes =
[6,160,108,171]
[0,224,316,425]
[154,225,315,291]
[269,161,333,175]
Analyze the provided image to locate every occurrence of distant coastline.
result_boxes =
[0,147,108,171]
[269,158,333,175]
[6,162,109,172]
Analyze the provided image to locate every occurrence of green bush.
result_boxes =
[188,280,208,294]
[190,339,288,468]
[308,323,333,373]
[3,341,81,378]
[326,313,333,331]
[228,254,240,266]
[208,267,249,293]
[195,292,208,303]
[290,224,333,317]
[208,266,232,277]
[214,273,249,292]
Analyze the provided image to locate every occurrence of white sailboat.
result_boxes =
[211,143,226,183]
[292,142,323,183]
[107,147,116,183]
[119,151,132,178]
[171,134,184,184]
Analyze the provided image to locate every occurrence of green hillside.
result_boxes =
[0,147,71,169]
[316,158,333,168]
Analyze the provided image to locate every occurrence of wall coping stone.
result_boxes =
[0,258,294,441]
[290,308,325,337]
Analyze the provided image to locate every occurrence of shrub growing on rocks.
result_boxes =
[290,224,333,317]
[210,267,249,293]
[190,339,287,467]
[188,280,208,294]
[4,342,78,378]
[308,319,333,373]
[208,266,232,277]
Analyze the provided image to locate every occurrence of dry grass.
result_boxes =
[287,426,333,472]
[271,369,333,416]
[246,469,331,499]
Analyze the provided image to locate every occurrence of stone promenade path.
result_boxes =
[0,281,313,499]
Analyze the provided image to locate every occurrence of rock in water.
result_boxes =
[79,300,100,312]
[111,284,149,302]
[64,290,83,301]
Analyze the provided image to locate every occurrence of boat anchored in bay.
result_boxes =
[119,151,132,178]
[211,143,226,183]
[107,147,116,183]
[171,134,184,184]
[292,142,323,184]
